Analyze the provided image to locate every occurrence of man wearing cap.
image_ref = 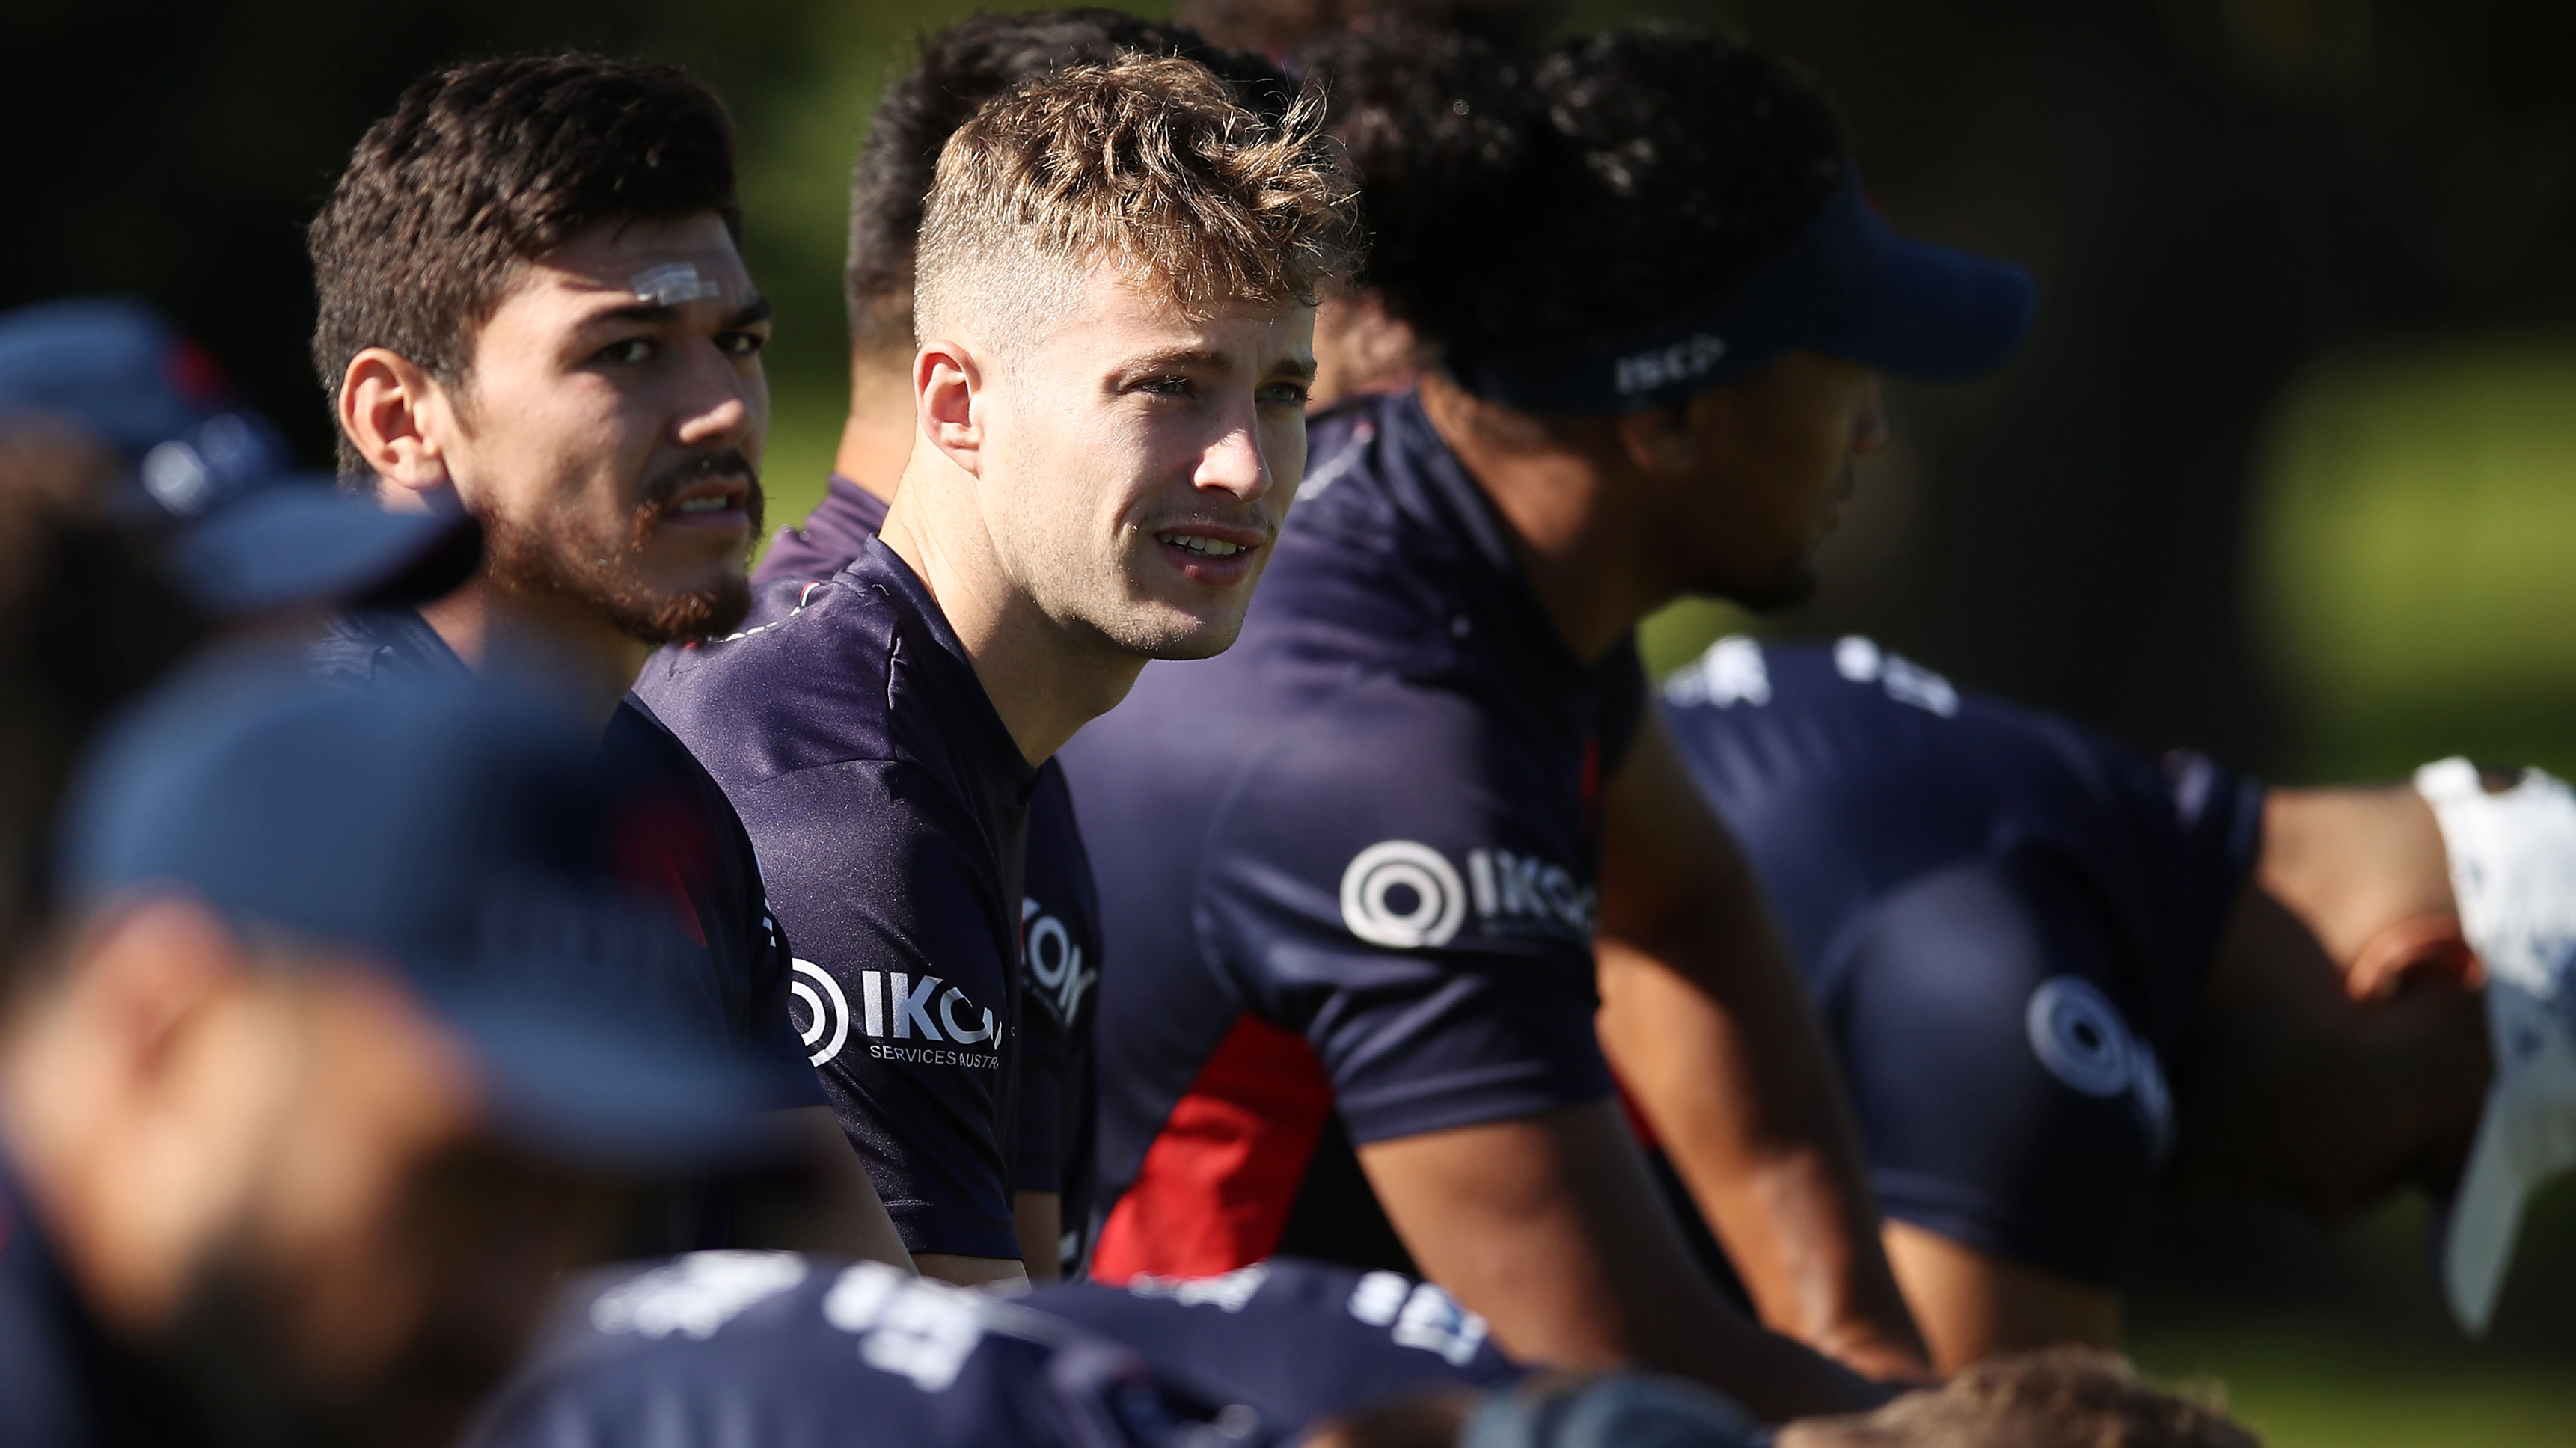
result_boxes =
[1063,29,2032,1416]
[299,55,904,1260]
[0,297,478,622]
[1656,632,2551,1363]
[0,662,783,1448]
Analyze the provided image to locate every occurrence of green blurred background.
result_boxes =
[10,0,2575,1438]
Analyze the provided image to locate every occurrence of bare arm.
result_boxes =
[1014,1190,1062,1284]
[1358,1099,1894,1421]
[1881,1221,2119,1372]
[1594,710,1929,1380]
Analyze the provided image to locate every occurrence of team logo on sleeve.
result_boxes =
[1340,841,1469,948]
[2025,976,2176,1159]
[790,959,1000,1070]
[1340,840,1597,949]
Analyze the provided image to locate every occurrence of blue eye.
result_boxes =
[1260,381,1312,407]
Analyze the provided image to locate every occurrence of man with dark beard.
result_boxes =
[300,54,906,1263]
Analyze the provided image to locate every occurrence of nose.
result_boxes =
[1193,414,1274,503]
[674,339,764,450]
[1850,373,1891,458]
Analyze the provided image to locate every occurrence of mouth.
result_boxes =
[659,476,754,531]
[1151,524,1266,586]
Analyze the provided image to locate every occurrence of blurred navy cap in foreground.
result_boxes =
[0,297,477,615]
[58,657,782,1170]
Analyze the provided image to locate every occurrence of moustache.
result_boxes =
[640,447,762,512]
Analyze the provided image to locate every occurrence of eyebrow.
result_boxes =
[1124,348,1319,382]
[585,292,774,329]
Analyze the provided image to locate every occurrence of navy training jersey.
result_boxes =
[754,479,1104,1270]
[466,1254,1263,1448]
[637,539,1033,1261]
[1064,391,1643,1281]
[1026,1257,1521,1434]
[302,610,817,1105]
[1660,636,2264,1284]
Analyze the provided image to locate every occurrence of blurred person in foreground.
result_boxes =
[634,55,1356,1287]
[460,1251,2250,1448]
[0,662,785,1448]
[1657,633,2572,1363]
[755,7,1284,1278]
[0,295,480,963]
[302,54,902,1262]
[1062,26,2030,1415]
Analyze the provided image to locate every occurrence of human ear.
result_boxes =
[914,337,985,478]
[1612,402,1702,479]
[2346,914,2484,1003]
[340,348,456,503]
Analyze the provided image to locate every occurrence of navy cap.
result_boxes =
[0,297,477,615]
[59,656,783,1169]
[1445,171,2037,414]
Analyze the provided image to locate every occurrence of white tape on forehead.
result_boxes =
[630,262,722,307]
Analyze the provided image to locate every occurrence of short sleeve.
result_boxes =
[1821,853,2175,1286]
[1197,686,1617,1146]
[735,761,1023,1260]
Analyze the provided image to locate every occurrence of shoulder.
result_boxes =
[474,1254,1252,1448]
[634,577,904,785]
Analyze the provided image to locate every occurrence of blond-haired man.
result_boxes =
[637,55,1356,1289]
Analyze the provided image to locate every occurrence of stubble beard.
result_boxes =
[475,452,764,645]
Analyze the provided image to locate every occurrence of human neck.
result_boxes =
[874,447,1142,766]
[1416,372,1674,663]
[417,574,649,734]
[831,361,914,504]
[2257,785,2459,973]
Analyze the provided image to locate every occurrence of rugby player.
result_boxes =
[465,1254,1520,1448]
[636,56,1356,1288]
[302,55,904,1261]
[1062,29,2031,1415]
[1659,633,2574,1366]
[1,660,783,1447]
[754,8,1278,1280]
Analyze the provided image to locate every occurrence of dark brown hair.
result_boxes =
[308,52,741,479]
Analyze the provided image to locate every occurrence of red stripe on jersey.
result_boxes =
[1089,1011,1334,1283]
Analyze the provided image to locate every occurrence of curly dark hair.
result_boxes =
[1325,26,1847,369]
[845,10,1289,364]
[1301,23,1542,349]
[308,53,741,479]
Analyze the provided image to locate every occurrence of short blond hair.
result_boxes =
[1790,1349,2259,1448]
[914,53,1358,344]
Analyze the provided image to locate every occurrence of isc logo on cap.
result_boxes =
[1615,334,1728,396]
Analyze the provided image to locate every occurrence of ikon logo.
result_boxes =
[1022,897,1096,1025]
[1339,840,1597,951]
[791,960,999,1068]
